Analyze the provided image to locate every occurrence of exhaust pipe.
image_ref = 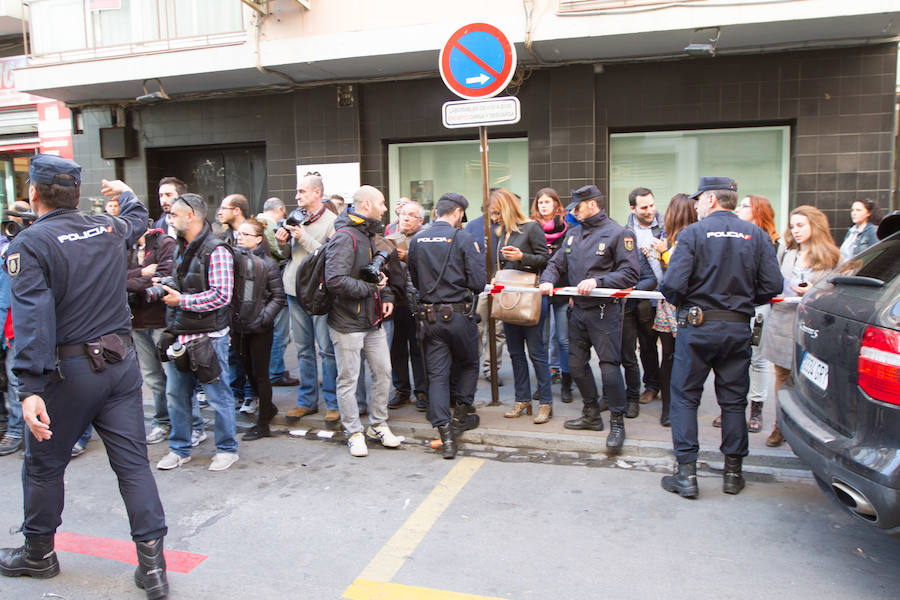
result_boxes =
[832,479,878,521]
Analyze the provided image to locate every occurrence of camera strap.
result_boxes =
[425,230,458,296]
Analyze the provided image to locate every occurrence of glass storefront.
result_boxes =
[610,126,790,231]
[388,138,529,221]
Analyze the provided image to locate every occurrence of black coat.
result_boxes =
[126,230,176,330]
[495,220,549,274]
[235,243,286,334]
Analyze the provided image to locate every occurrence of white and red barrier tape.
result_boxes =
[483,285,802,305]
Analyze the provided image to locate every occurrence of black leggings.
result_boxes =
[236,329,276,426]
[658,332,675,420]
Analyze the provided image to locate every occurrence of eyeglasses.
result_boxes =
[219,204,236,211]
[236,231,261,238]
[738,203,751,210]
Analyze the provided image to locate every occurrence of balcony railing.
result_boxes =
[558,0,706,13]
[24,0,246,62]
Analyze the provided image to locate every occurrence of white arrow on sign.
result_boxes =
[465,73,490,85]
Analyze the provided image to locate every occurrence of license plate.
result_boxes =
[800,352,829,391]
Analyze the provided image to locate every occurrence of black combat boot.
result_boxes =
[134,538,168,599]
[606,412,626,453]
[661,461,699,499]
[723,455,746,495]
[451,403,479,436]
[0,534,60,579]
[560,372,573,404]
[564,401,604,431]
[437,423,456,459]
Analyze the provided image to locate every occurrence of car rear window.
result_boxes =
[833,236,900,282]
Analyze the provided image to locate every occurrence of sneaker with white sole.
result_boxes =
[366,423,402,448]
[157,452,190,470]
[191,429,207,447]
[70,443,86,458]
[239,397,257,415]
[347,432,368,457]
[146,426,169,445]
[196,390,208,408]
[208,452,239,471]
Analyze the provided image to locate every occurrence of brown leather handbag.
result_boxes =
[491,231,542,326]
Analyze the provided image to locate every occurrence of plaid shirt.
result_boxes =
[177,246,233,343]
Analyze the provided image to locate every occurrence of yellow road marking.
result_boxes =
[354,457,484,584]
[343,579,506,600]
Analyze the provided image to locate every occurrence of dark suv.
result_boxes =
[778,222,900,538]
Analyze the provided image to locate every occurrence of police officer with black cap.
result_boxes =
[407,193,486,459]
[0,155,169,599]
[659,176,782,499]
[539,185,640,453]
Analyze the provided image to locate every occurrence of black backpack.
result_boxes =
[230,245,269,330]
[295,228,357,316]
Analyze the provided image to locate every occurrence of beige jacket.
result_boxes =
[282,209,337,297]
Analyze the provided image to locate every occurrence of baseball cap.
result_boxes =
[565,185,603,211]
[29,154,81,187]
[439,192,469,222]
[689,176,737,199]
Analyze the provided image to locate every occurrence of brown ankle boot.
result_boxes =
[504,401,532,418]
[533,404,552,424]
[765,423,783,447]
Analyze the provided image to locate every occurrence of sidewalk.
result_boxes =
[145,343,804,472]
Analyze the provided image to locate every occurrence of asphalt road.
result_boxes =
[0,432,898,600]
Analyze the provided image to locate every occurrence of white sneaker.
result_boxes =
[146,426,169,445]
[208,452,239,471]
[239,397,258,415]
[366,423,402,448]
[157,452,190,470]
[191,429,207,447]
[196,390,209,408]
[347,432,368,457]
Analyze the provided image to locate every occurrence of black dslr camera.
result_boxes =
[283,208,305,227]
[360,251,390,283]
[145,276,178,303]
[2,210,36,239]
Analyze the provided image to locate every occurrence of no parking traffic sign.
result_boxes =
[439,23,517,100]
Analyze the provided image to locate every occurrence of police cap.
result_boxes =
[566,185,603,211]
[689,176,737,199]
[29,154,81,187]
[439,192,468,222]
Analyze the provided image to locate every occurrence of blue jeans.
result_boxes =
[132,328,203,431]
[503,300,552,405]
[4,338,22,438]
[287,295,338,410]
[543,301,569,373]
[166,335,237,458]
[76,426,92,447]
[269,304,290,381]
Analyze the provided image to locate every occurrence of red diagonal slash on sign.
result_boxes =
[54,532,207,573]
[452,41,502,80]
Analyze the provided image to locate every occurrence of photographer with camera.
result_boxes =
[324,185,403,457]
[155,193,239,473]
[0,158,168,598]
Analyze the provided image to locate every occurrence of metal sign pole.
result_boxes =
[480,125,499,406]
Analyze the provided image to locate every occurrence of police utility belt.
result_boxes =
[417,301,474,324]
[677,306,748,327]
[57,332,133,373]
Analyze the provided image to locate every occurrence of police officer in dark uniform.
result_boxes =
[540,185,640,453]
[407,193,486,459]
[0,156,169,600]
[659,177,782,499]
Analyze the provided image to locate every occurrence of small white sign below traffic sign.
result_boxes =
[442,97,521,129]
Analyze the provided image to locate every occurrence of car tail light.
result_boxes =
[858,326,900,406]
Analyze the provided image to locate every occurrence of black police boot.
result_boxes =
[0,534,60,579]
[625,400,640,419]
[134,538,168,600]
[563,401,604,431]
[606,413,626,453]
[723,455,746,495]
[661,462,699,499]
[451,404,480,436]
[560,373,573,404]
[437,423,456,459]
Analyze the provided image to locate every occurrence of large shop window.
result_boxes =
[388,138,529,221]
[609,126,790,232]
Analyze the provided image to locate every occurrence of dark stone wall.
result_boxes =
[72,43,896,237]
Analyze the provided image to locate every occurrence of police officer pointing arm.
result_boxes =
[659,177,782,500]
[408,193,486,459]
[0,156,169,599]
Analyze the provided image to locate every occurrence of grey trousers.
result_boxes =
[329,326,391,436]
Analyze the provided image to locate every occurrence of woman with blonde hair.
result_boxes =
[759,205,839,446]
[490,188,552,423]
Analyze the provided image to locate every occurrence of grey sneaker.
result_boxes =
[157,452,190,470]
[70,442,86,458]
[208,452,239,471]
[0,435,23,456]
[146,426,169,445]
[239,397,257,415]
[191,429,207,447]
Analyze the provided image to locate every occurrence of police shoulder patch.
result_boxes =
[623,237,635,251]
[6,252,20,277]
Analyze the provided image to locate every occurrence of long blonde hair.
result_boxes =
[784,205,840,271]
[490,188,530,236]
